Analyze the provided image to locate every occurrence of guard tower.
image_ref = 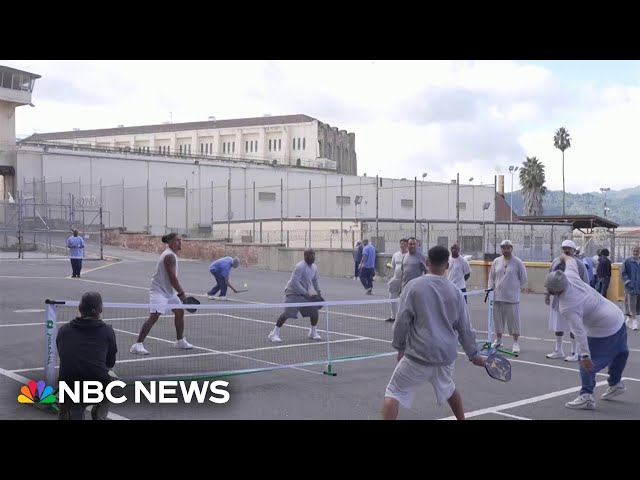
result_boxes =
[0,65,40,201]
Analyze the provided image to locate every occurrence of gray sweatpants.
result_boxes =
[494,301,520,335]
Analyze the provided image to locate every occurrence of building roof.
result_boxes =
[518,214,618,230]
[23,114,317,141]
[0,65,41,79]
[495,193,518,222]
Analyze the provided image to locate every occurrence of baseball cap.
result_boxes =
[561,240,577,249]
[500,239,513,247]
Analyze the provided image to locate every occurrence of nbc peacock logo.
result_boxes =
[18,380,56,404]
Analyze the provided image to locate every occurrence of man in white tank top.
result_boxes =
[130,233,193,355]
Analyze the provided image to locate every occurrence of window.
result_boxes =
[293,138,296,150]
[254,141,257,152]
[246,141,249,152]
[223,143,226,154]
[297,138,301,150]
[269,139,272,151]
[201,144,204,154]
[460,236,483,252]
[336,195,351,205]
[179,145,183,154]
[278,139,281,151]
[188,144,191,154]
[401,199,413,208]
[303,138,306,150]
[258,192,276,202]
[209,143,212,154]
[164,187,185,198]
[232,142,235,153]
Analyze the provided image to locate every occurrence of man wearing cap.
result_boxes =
[488,240,528,353]
[545,240,590,362]
[207,256,241,300]
[544,268,629,410]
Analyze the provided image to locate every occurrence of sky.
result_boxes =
[3,59,640,194]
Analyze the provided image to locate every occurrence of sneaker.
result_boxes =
[386,318,395,323]
[218,296,228,301]
[512,342,520,354]
[601,382,626,400]
[308,329,322,340]
[130,342,149,355]
[565,393,595,410]
[633,320,638,331]
[564,353,579,362]
[366,288,373,295]
[546,350,565,359]
[175,338,193,349]
[207,294,216,300]
[268,330,282,342]
[491,339,502,349]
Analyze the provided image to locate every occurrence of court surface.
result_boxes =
[1,246,638,420]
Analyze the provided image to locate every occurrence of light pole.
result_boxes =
[482,201,490,255]
[508,165,519,222]
[600,187,610,218]
[421,172,427,219]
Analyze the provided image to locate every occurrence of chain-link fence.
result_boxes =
[20,174,497,238]
[0,189,104,259]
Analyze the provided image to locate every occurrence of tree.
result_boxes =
[553,127,571,215]
[519,156,547,216]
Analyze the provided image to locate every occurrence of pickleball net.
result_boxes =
[43,290,492,385]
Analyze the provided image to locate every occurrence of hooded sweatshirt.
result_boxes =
[56,317,117,383]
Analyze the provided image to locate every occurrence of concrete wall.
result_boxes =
[17,147,496,235]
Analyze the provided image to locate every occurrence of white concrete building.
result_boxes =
[21,114,357,175]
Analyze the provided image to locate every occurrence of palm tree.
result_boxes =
[553,127,571,215]
[519,156,547,216]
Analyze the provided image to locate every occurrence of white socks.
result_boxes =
[570,337,577,354]
[273,326,281,335]
[555,336,563,351]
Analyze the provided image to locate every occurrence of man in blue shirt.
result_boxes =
[67,229,85,278]
[207,256,240,300]
[358,238,377,294]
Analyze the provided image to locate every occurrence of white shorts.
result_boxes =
[149,290,182,314]
[384,355,456,408]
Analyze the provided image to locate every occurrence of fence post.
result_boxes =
[375,175,379,249]
[210,180,214,236]
[165,181,168,233]
[308,179,312,248]
[414,176,417,239]
[100,207,104,260]
[253,181,256,243]
[280,178,284,246]
[185,179,189,234]
[146,179,150,233]
[227,177,231,242]
[121,178,125,229]
[340,177,344,249]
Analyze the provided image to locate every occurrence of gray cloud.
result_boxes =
[403,87,483,125]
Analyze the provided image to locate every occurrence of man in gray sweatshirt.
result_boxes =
[383,245,486,420]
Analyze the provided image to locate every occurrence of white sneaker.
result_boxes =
[601,382,626,400]
[565,393,595,410]
[308,329,322,340]
[491,339,502,349]
[218,296,228,301]
[632,320,638,331]
[564,353,579,362]
[130,342,149,355]
[512,342,520,354]
[268,330,282,342]
[547,350,565,359]
[175,338,193,349]
[207,295,216,300]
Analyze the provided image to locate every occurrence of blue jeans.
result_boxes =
[207,270,227,297]
[70,258,82,277]
[579,324,629,395]
[596,276,610,298]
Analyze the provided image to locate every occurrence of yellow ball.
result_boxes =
[244,283,248,288]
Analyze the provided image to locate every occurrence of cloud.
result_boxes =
[4,60,640,195]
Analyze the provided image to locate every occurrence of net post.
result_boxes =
[323,305,337,376]
[44,300,59,390]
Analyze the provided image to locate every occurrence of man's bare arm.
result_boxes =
[164,254,186,298]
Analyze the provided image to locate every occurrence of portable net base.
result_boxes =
[42,290,493,387]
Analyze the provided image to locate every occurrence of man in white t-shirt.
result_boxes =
[386,238,408,322]
[545,268,629,410]
[448,244,471,302]
[130,233,194,355]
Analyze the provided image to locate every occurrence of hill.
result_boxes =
[504,187,640,226]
